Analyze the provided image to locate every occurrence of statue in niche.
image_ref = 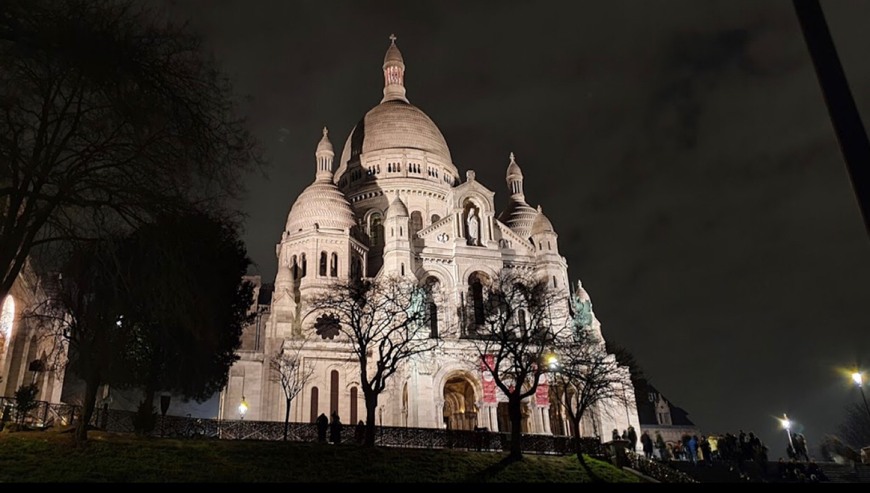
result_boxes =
[466,208,480,246]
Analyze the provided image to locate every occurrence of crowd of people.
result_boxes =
[610,426,828,483]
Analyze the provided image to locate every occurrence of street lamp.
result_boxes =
[851,371,870,422]
[238,396,248,420]
[779,413,794,450]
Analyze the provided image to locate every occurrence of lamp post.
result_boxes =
[780,413,794,451]
[851,372,870,422]
[238,396,248,421]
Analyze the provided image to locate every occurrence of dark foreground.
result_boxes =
[0,430,641,483]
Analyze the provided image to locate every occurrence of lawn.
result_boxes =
[0,429,642,483]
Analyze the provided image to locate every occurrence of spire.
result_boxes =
[506,152,525,198]
[315,126,334,180]
[382,34,408,103]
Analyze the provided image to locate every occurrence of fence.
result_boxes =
[0,396,605,456]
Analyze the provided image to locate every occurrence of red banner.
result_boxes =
[535,373,549,406]
[481,354,496,403]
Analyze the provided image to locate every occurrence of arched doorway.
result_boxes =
[497,400,532,434]
[442,374,478,431]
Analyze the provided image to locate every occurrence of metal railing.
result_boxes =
[0,396,606,457]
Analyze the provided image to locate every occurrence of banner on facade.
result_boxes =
[481,354,497,403]
[535,373,549,406]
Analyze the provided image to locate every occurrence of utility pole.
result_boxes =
[793,0,870,238]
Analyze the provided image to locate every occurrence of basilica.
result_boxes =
[219,37,640,440]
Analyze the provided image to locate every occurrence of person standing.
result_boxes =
[329,411,342,444]
[315,413,329,443]
[641,431,654,459]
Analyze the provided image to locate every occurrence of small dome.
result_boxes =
[385,194,409,219]
[316,127,334,155]
[531,206,555,236]
[285,179,357,233]
[384,34,404,67]
[506,152,523,180]
[498,199,538,238]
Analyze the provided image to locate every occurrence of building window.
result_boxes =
[330,253,338,277]
[350,387,358,424]
[300,253,307,277]
[319,251,328,277]
[431,214,440,225]
[410,211,423,238]
[310,387,319,422]
[330,370,339,415]
[369,213,383,247]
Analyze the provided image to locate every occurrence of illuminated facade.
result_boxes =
[220,37,639,440]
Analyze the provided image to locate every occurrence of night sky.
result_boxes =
[160,0,870,455]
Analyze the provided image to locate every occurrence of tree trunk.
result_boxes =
[570,417,586,465]
[75,375,100,445]
[508,396,523,460]
[283,397,291,441]
[364,392,378,447]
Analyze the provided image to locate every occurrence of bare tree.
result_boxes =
[466,269,571,460]
[28,239,133,444]
[551,327,631,464]
[0,0,260,300]
[836,402,870,450]
[270,342,314,441]
[306,275,439,447]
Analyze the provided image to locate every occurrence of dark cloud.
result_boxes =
[157,0,870,453]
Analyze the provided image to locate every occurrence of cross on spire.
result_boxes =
[389,33,397,43]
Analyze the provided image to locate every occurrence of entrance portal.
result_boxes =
[442,374,478,430]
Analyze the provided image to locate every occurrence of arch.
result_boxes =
[467,271,491,326]
[330,253,338,277]
[410,211,423,238]
[0,295,14,340]
[330,370,339,415]
[291,255,299,279]
[310,386,319,422]
[319,251,328,277]
[350,387,358,424]
[369,212,383,247]
[442,372,479,431]
[423,276,441,339]
[430,214,441,225]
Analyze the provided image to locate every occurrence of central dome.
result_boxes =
[335,100,454,179]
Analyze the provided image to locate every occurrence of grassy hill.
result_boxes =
[0,429,641,483]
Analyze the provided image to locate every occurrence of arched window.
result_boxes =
[369,213,383,247]
[310,387,319,422]
[319,251,328,277]
[1,295,14,339]
[424,277,440,338]
[330,253,338,277]
[291,255,299,280]
[553,276,558,288]
[330,370,339,415]
[351,256,362,281]
[431,214,440,225]
[518,309,527,331]
[350,387,358,424]
[400,263,405,276]
[300,253,307,277]
[469,272,487,325]
[410,211,423,238]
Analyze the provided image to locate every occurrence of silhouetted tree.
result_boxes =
[122,212,254,429]
[552,328,631,465]
[29,239,133,444]
[270,343,314,441]
[0,0,260,301]
[306,276,438,447]
[13,382,39,425]
[466,269,571,460]
[836,402,870,450]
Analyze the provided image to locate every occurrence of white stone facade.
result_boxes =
[220,37,640,441]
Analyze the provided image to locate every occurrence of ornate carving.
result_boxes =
[314,313,341,340]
